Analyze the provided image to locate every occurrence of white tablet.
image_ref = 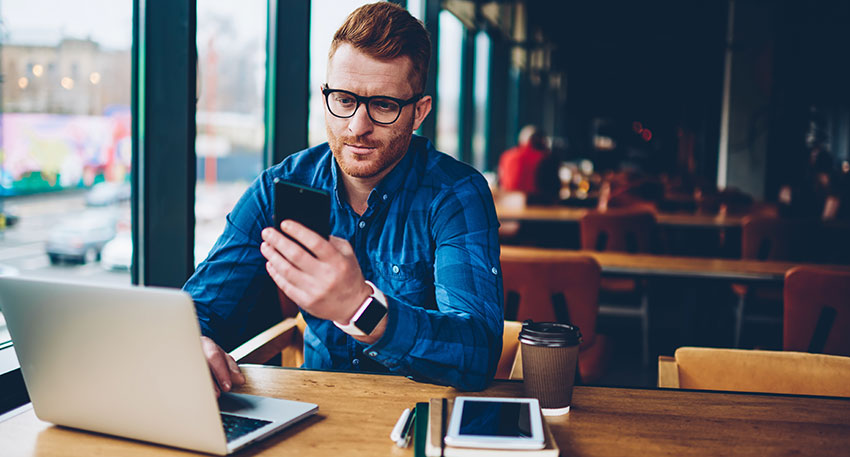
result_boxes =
[444,397,545,450]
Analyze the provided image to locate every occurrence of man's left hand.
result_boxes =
[260,220,376,333]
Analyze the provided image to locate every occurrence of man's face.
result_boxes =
[325,43,430,180]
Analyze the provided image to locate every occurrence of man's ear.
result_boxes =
[411,95,432,132]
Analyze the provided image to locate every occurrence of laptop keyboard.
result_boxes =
[221,413,272,442]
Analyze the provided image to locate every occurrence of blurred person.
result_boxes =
[498,125,559,202]
[184,2,503,394]
[778,114,836,220]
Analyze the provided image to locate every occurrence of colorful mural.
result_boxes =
[0,108,131,195]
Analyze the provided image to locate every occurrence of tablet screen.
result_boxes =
[457,400,532,438]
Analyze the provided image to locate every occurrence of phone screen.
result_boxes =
[273,178,331,239]
[457,400,532,438]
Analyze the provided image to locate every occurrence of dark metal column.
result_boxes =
[487,33,510,171]
[264,0,310,168]
[459,27,476,165]
[132,0,196,287]
[419,0,440,142]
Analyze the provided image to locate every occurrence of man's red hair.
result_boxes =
[329,2,431,93]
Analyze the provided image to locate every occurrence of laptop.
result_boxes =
[0,276,318,455]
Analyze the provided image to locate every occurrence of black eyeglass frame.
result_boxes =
[321,84,423,125]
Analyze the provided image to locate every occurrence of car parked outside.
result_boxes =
[46,212,117,264]
[100,230,132,271]
[85,181,131,207]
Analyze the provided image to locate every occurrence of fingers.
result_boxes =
[279,220,334,258]
[225,353,246,386]
[261,226,322,273]
[328,236,354,256]
[201,336,237,397]
[260,241,314,298]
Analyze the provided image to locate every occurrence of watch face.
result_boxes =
[355,298,387,334]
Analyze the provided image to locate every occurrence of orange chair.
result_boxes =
[495,321,524,380]
[231,313,307,367]
[579,209,655,365]
[783,266,850,356]
[733,216,808,347]
[658,347,850,397]
[499,253,607,383]
[739,216,809,261]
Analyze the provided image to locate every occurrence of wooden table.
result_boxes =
[3,367,849,456]
[496,205,744,228]
[501,245,850,282]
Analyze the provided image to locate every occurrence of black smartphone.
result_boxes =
[273,178,331,239]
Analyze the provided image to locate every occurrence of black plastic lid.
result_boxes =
[518,320,582,347]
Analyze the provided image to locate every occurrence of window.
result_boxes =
[307,0,373,148]
[0,0,133,346]
[436,10,464,158]
[472,30,491,171]
[195,0,267,264]
[407,0,425,20]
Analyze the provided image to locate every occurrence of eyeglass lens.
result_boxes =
[326,92,401,124]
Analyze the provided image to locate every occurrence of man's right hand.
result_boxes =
[201,336,246,397]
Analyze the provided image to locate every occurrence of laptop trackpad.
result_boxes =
[218,393,259,414]
[219,392,318,423]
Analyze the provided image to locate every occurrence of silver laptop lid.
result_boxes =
[0,276,228,455]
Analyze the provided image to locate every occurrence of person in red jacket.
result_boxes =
[498,125,550,194]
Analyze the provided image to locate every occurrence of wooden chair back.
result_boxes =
[230,313,306,366]
[232,313,525,381]
[784,267,850,356]
[495,320,524,380]
[579,209,656,253]
[740,215,808,261]
[500,254,601,349]
[658,347,850,397]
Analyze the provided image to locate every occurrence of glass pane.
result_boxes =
[308,0,372,148]
[195,0,266,265]
[436,10,463,158]
[472,30,491,171]
[407,0,424,21]
[0,1,133,345]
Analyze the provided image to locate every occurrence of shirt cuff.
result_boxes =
[363,295,418,369]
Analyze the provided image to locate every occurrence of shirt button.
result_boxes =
[368,351,378,358]
[392,265,400,274]
[382,194,388,201]
[352,358,360,367]
[359,221,366,229]
[491,267,498,275]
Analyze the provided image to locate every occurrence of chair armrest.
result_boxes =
[510,345,524,380]
[657,355,679,388]
[229,317,301,365]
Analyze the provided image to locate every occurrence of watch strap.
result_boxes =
[334,280,387,336]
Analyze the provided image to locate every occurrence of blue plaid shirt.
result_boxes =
[184,135,504,391]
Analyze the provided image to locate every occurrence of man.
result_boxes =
[183,2,503,394]
[498,125,550,195]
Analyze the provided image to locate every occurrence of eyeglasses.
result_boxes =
[322,84,423,125]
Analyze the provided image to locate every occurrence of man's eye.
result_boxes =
[372,100,398,112]
[335,96,355,105]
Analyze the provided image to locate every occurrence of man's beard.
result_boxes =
[328,121,414,179]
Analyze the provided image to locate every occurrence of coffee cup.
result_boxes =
[518,320,582,416]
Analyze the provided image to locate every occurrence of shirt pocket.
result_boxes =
[373,259,432,300]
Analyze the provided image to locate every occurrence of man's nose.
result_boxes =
[347,103,374,136]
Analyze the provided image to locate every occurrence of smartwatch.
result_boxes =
[334,280,388,336]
